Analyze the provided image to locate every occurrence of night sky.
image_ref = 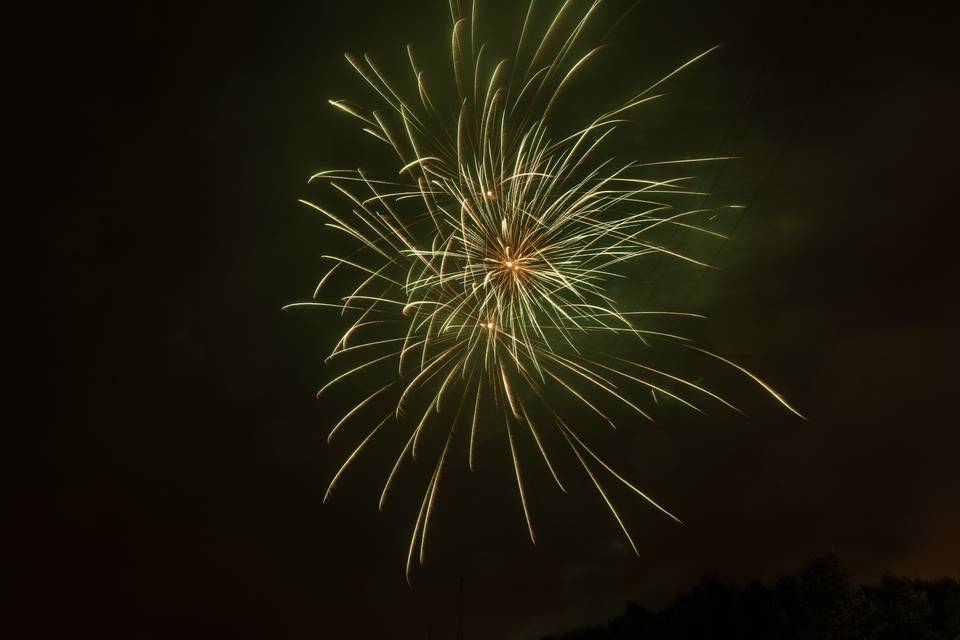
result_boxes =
[30,0,959,637]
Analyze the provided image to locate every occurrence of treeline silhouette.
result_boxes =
[544,555,959,640]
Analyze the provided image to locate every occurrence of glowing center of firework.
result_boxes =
[496,245,528,276]
[496,256,526,278]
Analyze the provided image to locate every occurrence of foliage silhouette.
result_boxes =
[544,555,959,640]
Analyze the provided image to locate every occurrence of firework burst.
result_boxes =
[285,0,803,578]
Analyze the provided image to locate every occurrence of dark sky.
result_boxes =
[29,0,959,638]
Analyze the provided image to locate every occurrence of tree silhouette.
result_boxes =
[775,554,869,640]
[544,555,959,640]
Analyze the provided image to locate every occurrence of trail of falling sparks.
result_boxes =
[285,0,803,580]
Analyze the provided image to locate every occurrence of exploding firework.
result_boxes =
[285,0,802,578]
